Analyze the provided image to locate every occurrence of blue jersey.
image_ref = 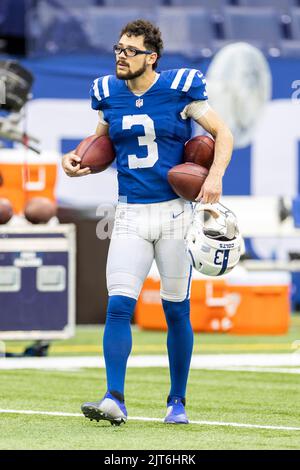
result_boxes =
[90,68,207,204]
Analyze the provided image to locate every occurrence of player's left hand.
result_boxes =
[196,171,222,204]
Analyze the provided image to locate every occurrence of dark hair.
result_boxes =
[120,19,163,70]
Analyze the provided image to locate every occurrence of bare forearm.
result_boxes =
[196,108,233,176]
[195,107,233,203]
[210,126,234,177]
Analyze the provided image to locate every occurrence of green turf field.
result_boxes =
[1,317,300,450]
[4,314,300,355]
[0,368,300,450]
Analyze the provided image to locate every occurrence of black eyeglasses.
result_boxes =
[113,45,153,58]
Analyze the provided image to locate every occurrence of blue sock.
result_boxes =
[103,295,136,397]
[162,299,194,400]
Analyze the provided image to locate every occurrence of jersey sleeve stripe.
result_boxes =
[170,69,187,90]
[182,69,198,92]
[102,75,111,98]
[93,78,101,101]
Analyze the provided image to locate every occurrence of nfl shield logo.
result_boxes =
[136,98,143,108]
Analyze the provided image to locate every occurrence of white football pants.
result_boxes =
[107,198,193,302]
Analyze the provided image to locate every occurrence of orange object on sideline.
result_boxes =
[135,271,290,335]
[226,284,290,334]
[135,278,229,332]
[135,278,167,330]
[0,150,58,214]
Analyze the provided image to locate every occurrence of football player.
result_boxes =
[62,20,233,425]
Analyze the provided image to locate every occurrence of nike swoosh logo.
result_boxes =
[172,210,184,219]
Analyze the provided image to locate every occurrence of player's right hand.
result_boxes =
[62,152,91,177]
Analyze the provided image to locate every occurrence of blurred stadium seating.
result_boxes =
[239,0,298,12]
[1,0,300,57]
[103,0,163,6]
[0,0,25,54]
[222,7,282,53]
[0,0,25,37]
[170,0,228,12]
[157,8,215,56]
[280,38,300,55]
[291,7,300,38]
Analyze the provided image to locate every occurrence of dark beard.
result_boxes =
[116,61,147,80]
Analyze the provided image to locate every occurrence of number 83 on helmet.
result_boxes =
[185,203,243,276]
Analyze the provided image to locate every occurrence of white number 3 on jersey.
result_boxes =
[122,114,159,169]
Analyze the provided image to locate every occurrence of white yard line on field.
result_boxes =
[1,354,300,371]
[217,367,300,374]
[0,408,299,432]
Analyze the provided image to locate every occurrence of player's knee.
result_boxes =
[159,268,192,303]
[160,289,188,302]
[107,272,142,300]
[160,276,191,303]
[107,295,136,322]
[162,298,190,324]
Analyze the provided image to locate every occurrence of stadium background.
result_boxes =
[2,0,300,323]
[0,0,300,451]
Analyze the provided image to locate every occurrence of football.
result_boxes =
[24,197,57,224]
[167,162,209,201]
[75,134,115,173]
[184,135,215,170]
[0,198,13,224]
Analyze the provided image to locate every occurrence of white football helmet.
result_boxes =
[185,203,242,276]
